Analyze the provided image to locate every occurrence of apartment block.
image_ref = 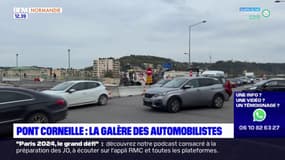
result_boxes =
[93,57,120,78]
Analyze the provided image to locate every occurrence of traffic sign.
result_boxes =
[163,63,172,70]
[146,68,152,76]
[189,70,193,77]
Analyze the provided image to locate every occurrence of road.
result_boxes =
[62,95,234,123]
[59,93,285,152]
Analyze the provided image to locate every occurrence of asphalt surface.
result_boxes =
[1,85,284,154]
[62,95,234,123]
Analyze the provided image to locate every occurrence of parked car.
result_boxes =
[244,78,285,91]
[143,77,230,113]
[246,76,255,84]
[227,79,238,88]
[228,78,244,87]
[239,76,251,84]
[151,79,171,88]
[42,80,109,107]
[0,87,67,132]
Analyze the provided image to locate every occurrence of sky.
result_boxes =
[0,0,284,68]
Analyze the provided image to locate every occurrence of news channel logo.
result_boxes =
[253,108,267,122]
[13,12,28,20]
[13,7,63,20]
[13,8,29,20]
[239,7,271,20]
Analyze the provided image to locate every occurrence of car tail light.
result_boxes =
[56,99,65,106]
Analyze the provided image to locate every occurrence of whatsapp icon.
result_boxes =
[253,108,267,122]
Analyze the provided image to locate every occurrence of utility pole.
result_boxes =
[68,49,71,69]
[16,53,19,68]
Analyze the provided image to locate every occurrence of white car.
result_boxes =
[42,80,109,107]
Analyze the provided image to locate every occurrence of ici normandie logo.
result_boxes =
[13,7,63,20]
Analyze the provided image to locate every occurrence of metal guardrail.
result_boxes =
[2,77,21,82]
[118,86,145,97]
[6,80,149,98]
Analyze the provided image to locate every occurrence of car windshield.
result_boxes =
[157,80,166,84]
[253,80,268,87]
[163,78,188,88]
[156,79,169,85]
[51,82,75,91]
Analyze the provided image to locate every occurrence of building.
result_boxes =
[0,66,52,80]
[52,68,93,80]
[93,57,120,78]
[52,68,67,80]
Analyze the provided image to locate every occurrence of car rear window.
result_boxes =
[0,91,33,103]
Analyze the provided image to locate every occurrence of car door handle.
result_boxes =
[196,89,200,91]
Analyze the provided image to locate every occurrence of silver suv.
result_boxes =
[143,77,229,113]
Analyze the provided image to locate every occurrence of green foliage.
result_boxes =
[104,71,113,78]
[207,61,285,77]
[118,55,285,76]
[84,66,93,71]
[119,55,182,71]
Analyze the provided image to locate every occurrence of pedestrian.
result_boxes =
[53,73,57,81]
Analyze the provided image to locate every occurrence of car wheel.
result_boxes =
[167,98,181,113]
[212,95,224,108]
[26,113,49,123]
[98,95,108,105]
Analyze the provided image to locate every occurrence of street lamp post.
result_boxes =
[187,20,207,68]
[16,53,19,68]
[67,49,71,69]
[16,53,21,79]
[67,49,71,80]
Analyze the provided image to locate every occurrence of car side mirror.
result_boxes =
[67,89,76,93]
[183,85,193,89]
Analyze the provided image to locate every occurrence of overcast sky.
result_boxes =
[0,0,284,68]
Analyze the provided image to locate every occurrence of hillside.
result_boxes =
[119,55,188,71]
[208,61,285,76]
[119,55,285,77]
[120,55,173,68]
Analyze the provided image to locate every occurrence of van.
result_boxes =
[201,70,225,77]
